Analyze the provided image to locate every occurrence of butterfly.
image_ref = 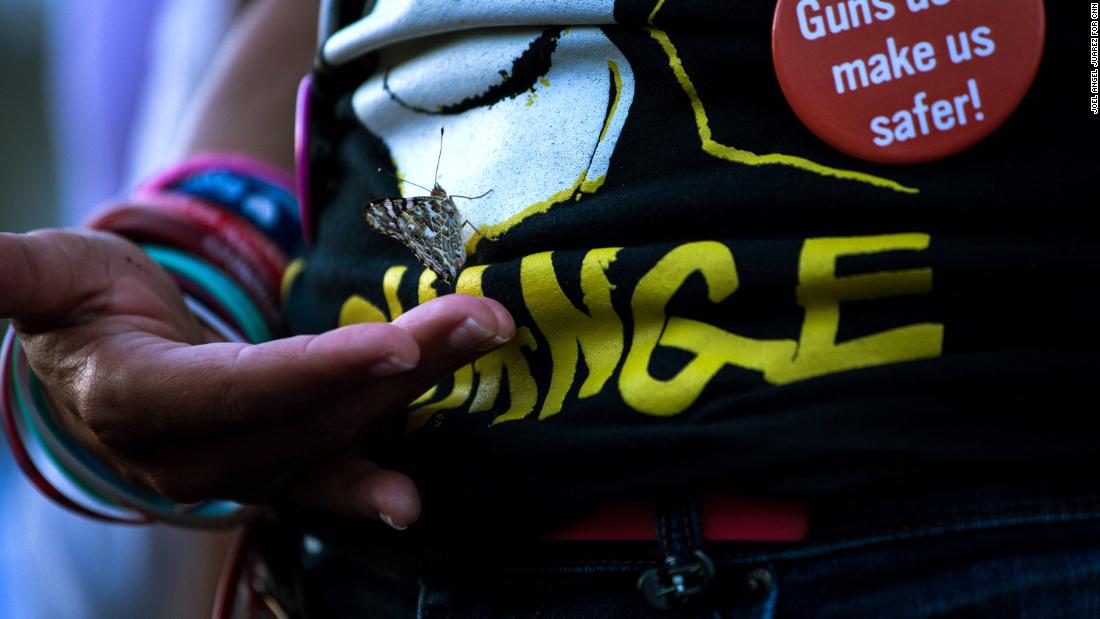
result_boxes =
[364,129,492,284]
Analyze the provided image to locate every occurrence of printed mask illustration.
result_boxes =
[352,24,635,256]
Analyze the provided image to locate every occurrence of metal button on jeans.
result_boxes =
[742,566,776,604]
[637,549,716,610]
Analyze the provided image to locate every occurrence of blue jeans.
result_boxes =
[283,485,1100,618]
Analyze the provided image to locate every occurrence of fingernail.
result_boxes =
[447,317,497,350]
[380,513,407,531]
[369,355,417,377]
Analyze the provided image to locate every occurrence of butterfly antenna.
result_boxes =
[449,189,493,201]
[463,220,498,242]
[375,167,433,193]
[434,127,444,186]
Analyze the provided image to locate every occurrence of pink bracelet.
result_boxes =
[88,199,287,331]
[295,74,317,246]
[134,154,295,198]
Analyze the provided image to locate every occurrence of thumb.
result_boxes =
[0,230,97,320]
[0,229,170,325]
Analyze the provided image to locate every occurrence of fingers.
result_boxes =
[81,294,514,444]
[351,295,517,411]
[392,294,516,372]
[88,322,423,443]
[481,297,517,345]
[290,453,421,528]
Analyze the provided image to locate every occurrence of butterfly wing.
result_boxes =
[364,197,413,243]
[363,196,467,283]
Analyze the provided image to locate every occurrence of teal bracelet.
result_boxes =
[142,244,273,343]
[30,369,247,522]
[4,247,269,526]
[12,336,252,526]
[6,338,143,520]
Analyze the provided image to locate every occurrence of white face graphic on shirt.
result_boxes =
[351,24,635,245]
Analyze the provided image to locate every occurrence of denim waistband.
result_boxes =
[277,481,1100,578]
[248,483,1100,618]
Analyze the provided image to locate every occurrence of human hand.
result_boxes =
[0,229,514,528]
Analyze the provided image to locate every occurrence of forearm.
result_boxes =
[170,0,320,173]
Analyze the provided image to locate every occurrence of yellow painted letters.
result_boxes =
[521,248,624,419]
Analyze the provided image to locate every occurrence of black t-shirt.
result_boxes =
[286,0,1099,532]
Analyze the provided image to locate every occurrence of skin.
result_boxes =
[0,0,515,529]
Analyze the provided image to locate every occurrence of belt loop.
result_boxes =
[655,497,702,558]
[639,498,716,610]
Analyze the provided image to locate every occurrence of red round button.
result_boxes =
[772,0,1045,164]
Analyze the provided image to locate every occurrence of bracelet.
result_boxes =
[142,245,273,345]
[141,193,288,288]
[2,287,255,526]
[173,274,246,337]
[11,335,253,527]
[12,335,166,516]
[183,294,247,344]
[136,154,295,200]
[88,202,285,331]
[295,75,316,246]
[134,154,302,255]
[142,194,288,322]
[2,328,148,524]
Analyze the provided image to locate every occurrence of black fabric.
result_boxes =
[286,1,1099,537]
